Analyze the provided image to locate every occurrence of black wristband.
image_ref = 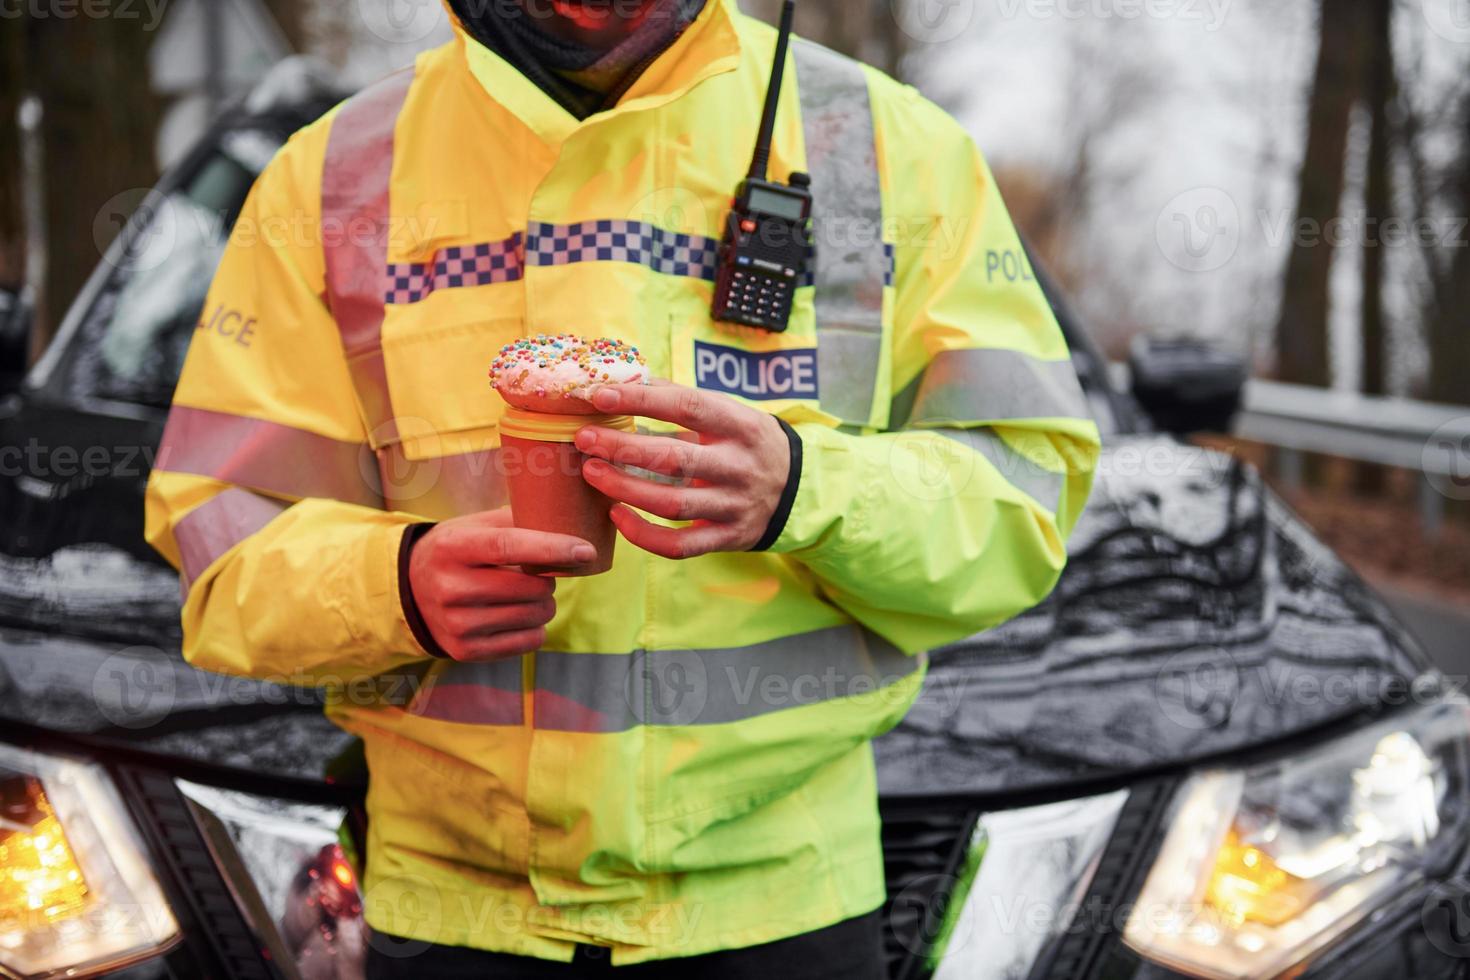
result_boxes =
[750,418,802,553]
[397,523,450,659]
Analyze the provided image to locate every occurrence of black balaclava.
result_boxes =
[449,0,708,120]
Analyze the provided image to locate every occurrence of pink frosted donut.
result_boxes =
[489,334,649,415]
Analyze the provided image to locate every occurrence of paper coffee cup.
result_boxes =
[498,407,635,576]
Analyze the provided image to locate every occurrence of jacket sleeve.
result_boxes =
[144,118,432,684]
[772,86,1101,655]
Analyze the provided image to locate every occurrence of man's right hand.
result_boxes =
[406,510,595,662]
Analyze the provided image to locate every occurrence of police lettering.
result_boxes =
[693,341,819,401]
[984,248,1036,284]
[197,304,257,349]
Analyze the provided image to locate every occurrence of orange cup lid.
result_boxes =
[499,407,635,443]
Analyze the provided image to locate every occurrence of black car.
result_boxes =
[0,60,1465,980]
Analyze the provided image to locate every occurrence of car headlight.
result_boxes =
[177,780,365,980]
[0,745,180,977]
[917,790,1130,979]
[1125,698,1470,979]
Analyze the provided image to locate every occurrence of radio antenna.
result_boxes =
[748,0,796,181]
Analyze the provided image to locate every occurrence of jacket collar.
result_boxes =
[441,0,743,145]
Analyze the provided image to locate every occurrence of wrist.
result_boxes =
[765,422,863,557]
[749,417,802,552]
[398,523,450,659]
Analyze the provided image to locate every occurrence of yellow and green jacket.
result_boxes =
[145,0,1100,963]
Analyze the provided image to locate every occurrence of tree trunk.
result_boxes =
[25,13,163,350]
[0,17,25,292]
[1360,0,1390,401]
[260,0,308,52]
[1355,0,1393,493]
[868,0,911,80]
[741,0,910,80]
[1275,0,1373,388]
[1428,125,1470,406]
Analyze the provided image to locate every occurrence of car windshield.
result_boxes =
[54,128,280,408]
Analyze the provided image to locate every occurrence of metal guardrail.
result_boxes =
[1232,379,1470,535]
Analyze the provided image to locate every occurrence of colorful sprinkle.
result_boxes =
[489,333,647,399]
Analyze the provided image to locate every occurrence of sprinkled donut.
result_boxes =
[489,334,649,415]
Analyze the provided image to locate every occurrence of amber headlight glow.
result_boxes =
[0,746,179,977]
[1124,699,1470,979]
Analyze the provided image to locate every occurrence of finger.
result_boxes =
[583,458,741,522]
[610,505,737,560]
[591,383,748,437]
[453,627,548,662]
[440,568,555,607]
[446,508,514,530]
[575,426,736,482]
[444,527,597,568]
[475,508,515,528]
[445,598,557,638]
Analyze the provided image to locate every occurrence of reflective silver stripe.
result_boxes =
[409,659,524,726]
[898,349,1091,427]
[322,68,415,449]
[375,446,508,522]
[175,489,288,591]
[156,406,382,507]
[932,427,1065,512]
[533,625,921,733]
[795,39,886,428]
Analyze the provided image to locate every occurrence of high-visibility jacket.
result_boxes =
[145,0,1100,963]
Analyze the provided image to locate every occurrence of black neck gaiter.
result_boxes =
[449,0,708,120]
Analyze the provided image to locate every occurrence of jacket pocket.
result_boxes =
[373,315,522,519]
[381,316,523,458]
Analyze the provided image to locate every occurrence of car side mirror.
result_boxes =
[0,287,33,397]
[1128,336,1248,436]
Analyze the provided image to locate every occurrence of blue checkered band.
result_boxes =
[525,220,720,281]
[382,221,894,306]
[885,242,896,287]
[386,234,524,304]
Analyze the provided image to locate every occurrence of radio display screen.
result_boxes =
[748,186,806,221]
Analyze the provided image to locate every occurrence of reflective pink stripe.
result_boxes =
[316,69,515,521]
[346,349,398,449]
[176,489,288,591]
[322,69,415,448]
[409,660,524,726]
[156,406,381,507]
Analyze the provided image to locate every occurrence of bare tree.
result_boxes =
[21,12,162,349]
[1359,0,1392,401]
[260,0,309,51]
[740,0,911,79]
[0,18,24,293]
[1275,0,1375,387]
[1423,110,1470,406]
[1351,0,1394,492]
[1397,7,1470,407]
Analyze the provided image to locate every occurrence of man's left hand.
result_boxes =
[574,383,792,559]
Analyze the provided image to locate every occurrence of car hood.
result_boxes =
[0,436,1432,796]
[874,435,1432,797]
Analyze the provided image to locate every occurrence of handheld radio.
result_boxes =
[711,0,811,333]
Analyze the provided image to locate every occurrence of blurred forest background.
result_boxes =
[0,0,1467,600]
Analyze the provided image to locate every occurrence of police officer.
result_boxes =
[146,0,1101,975]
